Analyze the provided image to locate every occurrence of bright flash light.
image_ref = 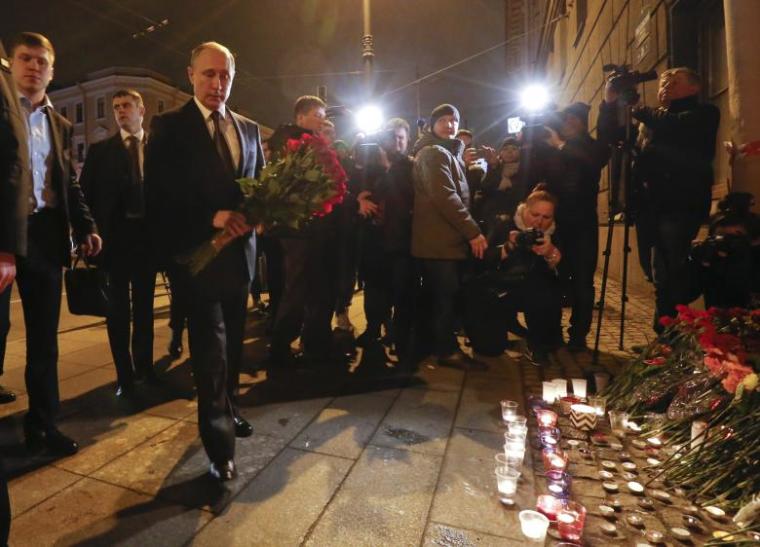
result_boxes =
[520,84,550,112]
[355,105,383,134]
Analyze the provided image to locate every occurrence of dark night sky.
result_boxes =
[2,0,522,144]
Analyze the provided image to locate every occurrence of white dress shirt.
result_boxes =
[120,127,145,178]
[193,97,241,171]
[20,94,56,210]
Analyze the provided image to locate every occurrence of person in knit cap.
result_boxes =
[410,104,487,369]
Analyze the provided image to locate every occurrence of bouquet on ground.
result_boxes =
[181,133,347,274]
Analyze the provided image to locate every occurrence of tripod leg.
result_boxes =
[619,221,632,350]
[592,218,615,366]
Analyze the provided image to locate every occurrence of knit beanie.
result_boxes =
[429,103,460,129]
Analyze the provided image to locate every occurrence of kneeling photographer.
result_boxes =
[689,192,760,309]
[467,186,564,365]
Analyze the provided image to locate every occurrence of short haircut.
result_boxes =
[662,67,701,87]
[384,117,410,134]
[456,129,473,138]
[112,89,144,108]
[190,41,235,72]
[8,32,55,64]
[293,95,326,118]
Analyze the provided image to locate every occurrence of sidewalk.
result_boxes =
[1,275,657,546]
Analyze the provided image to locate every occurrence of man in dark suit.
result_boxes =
[80,89,155,397]
[5,32,101,456]
[145,41,264,481]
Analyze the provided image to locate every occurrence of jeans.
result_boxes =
[557,221,598,344]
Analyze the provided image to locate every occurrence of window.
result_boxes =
[96,97,105,119]
[158,99,165,113]
[60,106,68,120]
[75,102,83,124]
[77,142,85,163]
[574,0,587,46]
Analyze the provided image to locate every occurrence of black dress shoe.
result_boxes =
[233,415,253,438]
[0,384,16,404]
[115,383,136,398]
[168,334,183,358]
[209,459,236,481]
[25,424,79,456]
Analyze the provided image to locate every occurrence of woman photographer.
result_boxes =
[489,185,564,365]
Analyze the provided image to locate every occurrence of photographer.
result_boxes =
[598,67,720,331]
[690,192,760,309]
[484,186,564,365]
[355,118,416,360]
[477,138,525,241]
[543,103,610,351]
[412,104,487,369]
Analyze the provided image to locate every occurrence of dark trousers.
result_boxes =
[651,211,702,331]
[105,259,156,388]
[271,237,336,359]
[179,251,249,465]
[0,458,9,546]
[261,235,283,321]
[0,285,10,376]
[507,273,563,351]
[420,259,464,357]
[16,210,64,430]
[167,266,188,336]
[558,221,598,344]
[336,223,358,315]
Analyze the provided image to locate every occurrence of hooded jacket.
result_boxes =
[410,132,481,259]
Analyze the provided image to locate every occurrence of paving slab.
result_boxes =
[304,445,441,547]
[369,388,459,456]
[8,477,211,547]
[290,393,394,459]
[59,342,114,367]
[229,397,332,440]
[8,465,83,517]
[410,363,466,393]
[423,522,515,546]
[193,448,353,547]
[57,367,117,402]
[428,428,529,540]
[55,413,176,475]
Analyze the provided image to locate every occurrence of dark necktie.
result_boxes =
[211,111,236,178]
[125,135,144,218]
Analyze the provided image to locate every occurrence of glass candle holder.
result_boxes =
[536,494,565,521]
[545,470,572,497]
[519,510,550,542]
[508,422,528,438]
[542,448,568,472]
[539,427,560,448]
[510,415,528,428]
[495,465,520,504]
[571,378,588,398]
[559,395,581,416]
[587,395,607,416]
[535,409,558,428]
[557,501,587,542]
[500,400,518,423]
[594,371,610,392]
[608,410,630,435]
[503,445,525,470]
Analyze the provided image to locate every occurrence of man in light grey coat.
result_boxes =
[411,104,487,368]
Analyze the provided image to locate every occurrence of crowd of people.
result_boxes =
[1,31,758,502]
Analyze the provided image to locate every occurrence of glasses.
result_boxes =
[587,395,607,416]
[500,400,519,423]
[495,465,520,505]
[608,410,630,435]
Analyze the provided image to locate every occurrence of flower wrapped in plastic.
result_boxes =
[180,133,347,275]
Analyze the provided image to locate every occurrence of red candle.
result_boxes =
[536,409,558,428]
[536,494,564,522]
[557,501,586,542]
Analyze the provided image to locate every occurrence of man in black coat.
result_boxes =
[598,67,720,331]
[145,41,264,481]
[5,33,101,456]
[80,89,155,397]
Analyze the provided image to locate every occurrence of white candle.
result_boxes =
[552,379,568,398]
[571,378,587,398]
[519,510,550,541]
[542,381,556,403]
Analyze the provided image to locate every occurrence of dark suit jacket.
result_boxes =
[80,131,147,267]
[144,99,264,279]
[0,41,32,257]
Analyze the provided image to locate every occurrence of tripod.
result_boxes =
[592,99,637,364]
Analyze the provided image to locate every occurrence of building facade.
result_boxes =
[525,0,760,292]
[47,67,192,173]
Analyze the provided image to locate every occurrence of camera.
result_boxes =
[515,228,544,249]
[603,64,657,104]
[690,234,750,265]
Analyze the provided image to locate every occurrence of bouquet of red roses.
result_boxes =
[180,133,347,275]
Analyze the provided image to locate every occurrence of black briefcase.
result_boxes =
[64,255,109,316]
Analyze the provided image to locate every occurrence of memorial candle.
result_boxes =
[545,470,572,497]
[536,494,564,521]
[542,448,568,472]
[557,501,587,542]
[535,409,558,428]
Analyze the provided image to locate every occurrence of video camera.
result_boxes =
[356,128,396,166]
[515,228,545,249]
[603,64,657,104]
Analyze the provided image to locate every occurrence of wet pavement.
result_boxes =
[1,275,660,546]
